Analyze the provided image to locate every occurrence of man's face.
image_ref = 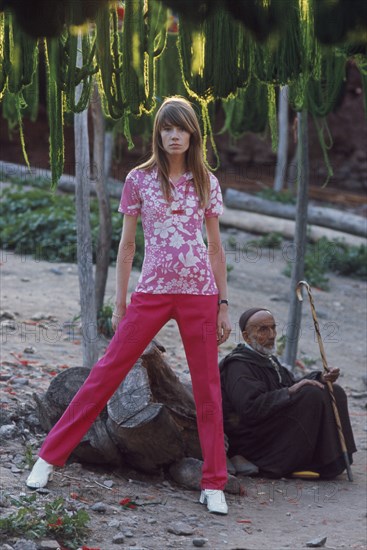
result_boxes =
[243,311,277,355]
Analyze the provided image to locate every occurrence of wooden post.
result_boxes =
[284,110,309,367]
[274,85,289,192]
[91,83,113,314]
[74,34,98,368]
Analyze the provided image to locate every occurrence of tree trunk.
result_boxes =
[91,84,113,314]
[32,342,202,473]
[104,131,114,180]
[274,85,289,192]
[224,189,367,238]
[220,206,366,247]
[287,148,297,193]
[74,34,98,368]
[284,111,309,368]
[33,368,121,465]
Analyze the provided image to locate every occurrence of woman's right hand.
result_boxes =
[111,306,126,332]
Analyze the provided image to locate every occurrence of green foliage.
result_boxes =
[302,250,330,290]
[329,241,367,279]
[301,356,318,368]
[256,188,296,204]
[44,497,90,549]
[0,185,145,269]
[0,494,90,549]
[23,444,35,469]
[225,235,237,250]
[97,302,114,338]
[283,237,367,290]
[248,232,283,249]
[4,173,52,189]
[276,334,286,356]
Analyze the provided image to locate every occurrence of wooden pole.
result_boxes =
[74,34,98,368]
[284,111,309,367]
[91,83,113,314]
[274,85,289,192]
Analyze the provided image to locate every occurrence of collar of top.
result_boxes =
[151,167,193,185]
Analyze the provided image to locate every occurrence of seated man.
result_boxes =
[220,307,356,479]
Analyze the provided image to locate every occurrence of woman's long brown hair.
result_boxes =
[137,97,211,208]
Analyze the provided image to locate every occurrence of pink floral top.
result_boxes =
[118,167,223,295]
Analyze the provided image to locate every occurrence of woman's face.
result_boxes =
[160,123,191,157]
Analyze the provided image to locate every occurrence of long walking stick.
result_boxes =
[296,280,353,482]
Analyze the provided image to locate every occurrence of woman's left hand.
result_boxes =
[217,306,232,345]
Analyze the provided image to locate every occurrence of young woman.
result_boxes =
[26,97,231,515]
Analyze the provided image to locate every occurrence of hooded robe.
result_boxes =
[220,344,356,478]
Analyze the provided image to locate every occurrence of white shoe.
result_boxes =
[26,457,54,489]
[199,489,228,515]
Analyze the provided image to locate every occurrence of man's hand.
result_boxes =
[321,367,340,384]
[288,378,324,395]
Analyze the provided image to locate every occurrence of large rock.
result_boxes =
[169,457,243,495]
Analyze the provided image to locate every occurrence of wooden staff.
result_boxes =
[296,280,353,482]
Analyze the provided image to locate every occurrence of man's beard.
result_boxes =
[248,336,276,356]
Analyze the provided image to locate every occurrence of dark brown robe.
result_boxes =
[220,344,356,478]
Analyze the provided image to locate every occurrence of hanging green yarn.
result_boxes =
[308,49,348,187]
[144,0,168,111]
[96,1,167,120]
[205,9,241,98]
[305,49,347,117]
[0,10,39,167]
[157,32,186,98]
[121,0,150,116]
[0,10,38,96]
[287,72,307,112]
[200,101,220,171]
[95,5,124,120]
[287,0,322,111]
[3,11,38,94]
[0,12,6,98]
[267,84,278,150]
[220,79,269,138]
[288,49,346,187]
[254,0,302,86]
[1,0,365,183]
[2,66,39,134]
[121,0,145,115]
[2,89,30,166]
[177,7,243,170]
[177,7,241,101]
[64,31,98,113]
[22,64,39,121]
[312,115,334,186]
[45,38,64,188]
[235,28,253,91]
[1,88,20,133]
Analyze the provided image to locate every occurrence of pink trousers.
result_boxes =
[39,293,228,490]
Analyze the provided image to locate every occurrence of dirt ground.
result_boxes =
[0,223,366,550]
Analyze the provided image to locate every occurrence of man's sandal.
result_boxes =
[290,470,320,479]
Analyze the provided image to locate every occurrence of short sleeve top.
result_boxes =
[118,167,223,295]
